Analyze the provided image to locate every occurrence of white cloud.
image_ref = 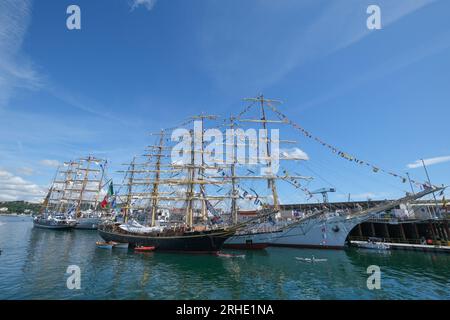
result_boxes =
[280,148,309,161]
[17,167,35,176]
[39,159,60,168]
[0,170,45,202]
[407,156,450,169]
[130,0,157,11]
[0,0,41,109]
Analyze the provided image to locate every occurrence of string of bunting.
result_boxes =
[158,100,256,143]
[216,159,318,203]
[236,100,257,119]
[265,103,431,189]
[215,167,263,206]
[235,187,263,206]
[161,118,196,142]
[280,168,318,201]
[163,100,256,135]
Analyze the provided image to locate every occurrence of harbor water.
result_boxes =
[0,215,449,300]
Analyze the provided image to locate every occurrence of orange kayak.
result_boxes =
[134,246,156,252]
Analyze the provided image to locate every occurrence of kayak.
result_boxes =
[216,252,245,258]
[295,256,327,263]
[134,246,156,252]
[96,241,115,249]
[112,242,129,249]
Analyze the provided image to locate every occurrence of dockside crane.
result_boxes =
[311,188,336,204]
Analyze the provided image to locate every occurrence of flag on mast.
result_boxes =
[101,182,114,209]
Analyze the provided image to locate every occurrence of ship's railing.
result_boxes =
[366,217,419,223]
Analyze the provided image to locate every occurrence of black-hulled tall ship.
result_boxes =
[34,156,109,230]
[99,109,284,252]
[98,122,241,252]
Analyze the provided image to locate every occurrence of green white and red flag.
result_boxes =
[100,182,114,209]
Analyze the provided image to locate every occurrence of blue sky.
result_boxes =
[0,0,449,203]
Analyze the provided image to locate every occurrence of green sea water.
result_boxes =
[0,215,449,299]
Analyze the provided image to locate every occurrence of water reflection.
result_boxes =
[345,248,450,299]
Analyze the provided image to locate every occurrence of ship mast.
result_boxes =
[192,114,218,222]
[66,161,81,214]
[230,116,238,224]
[150,131,165,226]
[124,157,137,223]
[57,160,80,214]
[186,129,195,228]
[41,165,61,215]
[73,156,104,218]
[243,95,282,212]
[76,158,90,217]
[74,157,94,218]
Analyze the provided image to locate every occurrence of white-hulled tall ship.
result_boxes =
[34,164,76,230]
[34,156,110,230]
[222,95,444,249]
[273,189,444,249]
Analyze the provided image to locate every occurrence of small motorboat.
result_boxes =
[295,256,327,263]
[96,241,115,249]
[134,246,156,252]
[216,252,245,258]
[356,242,390,250]
[112,242,129,249]
[352,237,390,251]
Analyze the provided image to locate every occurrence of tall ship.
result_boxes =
[221,95,444,249]
[34,156,109,230]
[98,126,233,252]
[274,189,443,249]
[98,113,277,252]
[224,188,441,249]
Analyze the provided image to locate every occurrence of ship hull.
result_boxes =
[33,220,74,230]
[224,231,278,250]
[269,215,368,249]
[224,215,369,249]
[223,243,269,250]
[74,217,100,230]
[98,227,233,253]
